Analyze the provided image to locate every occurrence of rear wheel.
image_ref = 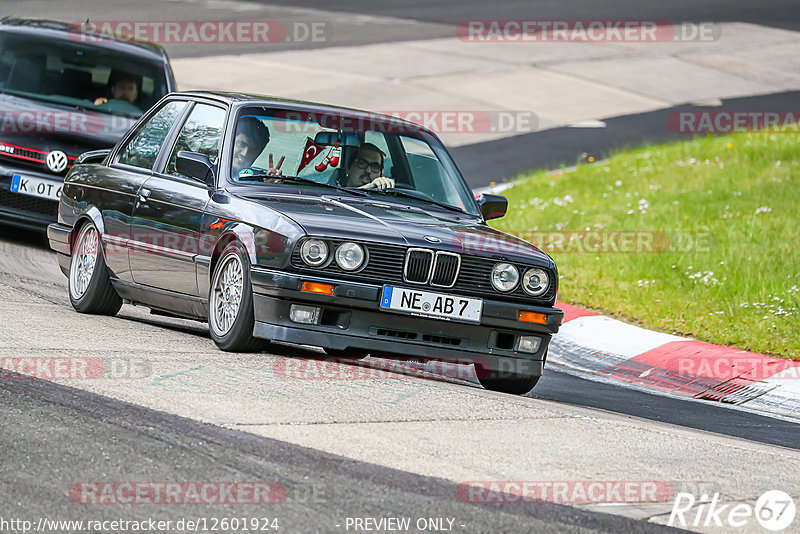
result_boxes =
[208,241,265,352]
[68,222,122,315]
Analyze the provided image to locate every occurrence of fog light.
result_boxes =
[516,336,541,354]
[290,304,321,325]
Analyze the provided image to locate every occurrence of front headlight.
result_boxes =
[491,262,519,292]
[335,242,365,271]
[522,268,549,297]
[300,239,329,267]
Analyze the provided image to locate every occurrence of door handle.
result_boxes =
[138,188,151,203]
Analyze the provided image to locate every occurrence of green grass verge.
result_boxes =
[491,131,799,359]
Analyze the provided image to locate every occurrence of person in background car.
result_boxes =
[340,143,395,190]
[93,70,139,106]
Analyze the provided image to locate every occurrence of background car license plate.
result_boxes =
[380,286,482,324]
[10,174,62,201]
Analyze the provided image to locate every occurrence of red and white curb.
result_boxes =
[548,302,800,418]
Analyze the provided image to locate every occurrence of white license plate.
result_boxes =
[10,174,62,201]
[380,286,483,324]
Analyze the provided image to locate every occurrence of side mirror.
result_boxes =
[176,151,215,187]
[476,193,508,220]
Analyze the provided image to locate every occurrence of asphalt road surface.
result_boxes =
[252,0,800,32]
[1,225,799,532]
[9,0,799,57]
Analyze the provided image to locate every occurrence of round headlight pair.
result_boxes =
[490,263,549,297]
[300,239,365,271]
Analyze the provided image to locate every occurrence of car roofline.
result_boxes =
[174,90,437,136]
[0,16,170,61]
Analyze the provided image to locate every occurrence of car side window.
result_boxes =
[117,101,187,170]
[164,103,227,177]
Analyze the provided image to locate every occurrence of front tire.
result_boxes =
[208,241,264,352]
[477,372,540,395]
[68,222,122,315]
[476,352,544,395]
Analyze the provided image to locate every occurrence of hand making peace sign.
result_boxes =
[267,153,285,176]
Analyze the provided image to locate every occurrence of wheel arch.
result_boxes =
[208,223,258,286]
[69,206,105,254]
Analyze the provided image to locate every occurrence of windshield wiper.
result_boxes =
[239,174,369,197]
[366,188,471,215]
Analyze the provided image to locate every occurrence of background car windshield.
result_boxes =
[230,107,479,215]
[0,31,169,117]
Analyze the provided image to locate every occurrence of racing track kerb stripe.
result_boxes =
[551,301,800,415]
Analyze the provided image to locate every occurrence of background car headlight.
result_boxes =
[335,242,365,271]
[300,239,328,266]
[491,262,519,292]
[522,268,549,297]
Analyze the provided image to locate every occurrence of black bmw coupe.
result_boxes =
[48,91,563,394]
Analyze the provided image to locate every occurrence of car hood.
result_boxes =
[244,193,553,266]
[0,93,136,171]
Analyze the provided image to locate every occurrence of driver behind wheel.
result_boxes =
[340,143,395,190]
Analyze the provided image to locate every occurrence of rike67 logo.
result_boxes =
[669,490,796,531]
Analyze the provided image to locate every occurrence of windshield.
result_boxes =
[0,31,169,118]
[229,106,480,216]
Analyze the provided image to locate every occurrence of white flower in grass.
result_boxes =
[685,269,721,286]
[755,206,772,214]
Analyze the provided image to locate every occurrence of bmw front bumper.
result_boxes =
[250,267,563,376]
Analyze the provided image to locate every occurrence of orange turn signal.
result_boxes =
[301,281,335,295]
[518,311,547,325]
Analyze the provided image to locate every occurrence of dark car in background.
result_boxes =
[48,91,563,395]
[0,17,176,230]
